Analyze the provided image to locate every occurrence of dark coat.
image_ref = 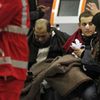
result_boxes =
[92,13,100,64]
[81,13,100,76]
[28,28,69,70]
[92,13,100,32]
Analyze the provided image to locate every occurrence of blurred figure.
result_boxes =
[0,0,30,100]
[21,18,69,100]
[86,2,100,98]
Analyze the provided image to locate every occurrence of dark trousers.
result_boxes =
[41,83,98,100]
[65,83,98,100]
[81,84,98,100]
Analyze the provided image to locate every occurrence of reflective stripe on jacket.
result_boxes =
[0,25,29,35]
[0,0,30,80]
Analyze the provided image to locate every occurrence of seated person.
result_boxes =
[27,18,69,100]
[64,11,96,55]
[63,11,98,100]
[28,18,69,70]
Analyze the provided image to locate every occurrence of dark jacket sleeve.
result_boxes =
[28,0,44,26]
[81,12,100,74]
[28,0,37,11]
[52,28,70,44]
[92,12,100,31]
[81,49,100,73]
[30,9,44,21]
[47,28,69,58]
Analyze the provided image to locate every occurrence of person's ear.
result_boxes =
[78,23,81,29]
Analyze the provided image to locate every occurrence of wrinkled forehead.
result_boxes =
[35,23,47,33]
[80,16,93,23]
[35,19,48,34]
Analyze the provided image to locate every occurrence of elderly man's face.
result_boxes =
[34,24,51,44]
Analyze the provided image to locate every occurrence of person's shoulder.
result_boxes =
[51,27,69,37]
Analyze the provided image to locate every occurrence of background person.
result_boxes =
[0,0,30,100]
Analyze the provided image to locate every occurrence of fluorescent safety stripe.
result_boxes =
[0,57,27,69]
[0,25,29,35]
[21,0,27,28]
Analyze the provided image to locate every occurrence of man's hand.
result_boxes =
[73,48,85,58]
[86,2,100,15]
[70,39,82,49]
[37,5,50,13]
